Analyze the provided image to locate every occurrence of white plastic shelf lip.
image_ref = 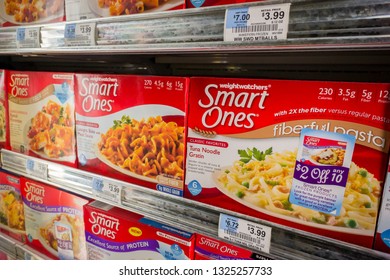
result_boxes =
[15,244,51,260]
[29,0,389,51]
[0,232,18,257]
[1,149,27,167]
[123,188,220,224]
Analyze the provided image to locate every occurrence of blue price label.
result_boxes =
[26,159,34,171]
[225,7,250,29]
[64,24,76,39]
[92,178,104,192]
[17,28,26,41]
[219,214,239,233]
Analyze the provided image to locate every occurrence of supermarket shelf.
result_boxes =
[1,149,390,260]
[0,232,50,260]
[0,232,17,259]
[0,0,389,56]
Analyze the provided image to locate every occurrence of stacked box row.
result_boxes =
[0,70,390,253]
[0,171,197,260]
[1,170,260,260]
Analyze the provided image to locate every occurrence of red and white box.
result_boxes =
[7,71,76,167]
[374,159,390,253]
[184,77,390,248]
[0,69,8,149]
[0,170,25,243]
[195,233,270,260]
[83,200,195,260]
[0,0,65,27]
[186,0,261,9]
[65,0,185,21]
[21,177,90,259]
[75,74,188,196]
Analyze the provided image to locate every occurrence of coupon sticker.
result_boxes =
[290,128,355,216]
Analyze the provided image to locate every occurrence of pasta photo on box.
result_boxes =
[0,0,65,26]
[65,0,185,21]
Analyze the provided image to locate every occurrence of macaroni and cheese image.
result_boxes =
[2,0,64,23]
[217,148,381,232]
[0,190,25,232]
[28,100,75,159]
[311,148,345,166]
[98,115,184,181]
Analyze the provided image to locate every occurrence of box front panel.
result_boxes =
[185,77,390,248]
[75,74,188,195]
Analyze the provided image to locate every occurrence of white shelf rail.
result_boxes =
[0,0,389,55]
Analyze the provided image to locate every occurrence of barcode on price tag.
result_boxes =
[64,22,96,46]
[92,177,122,204]
[218,214,272,253]
[26,159,48,180]
[224,3,291,42]
[16,27,40,48]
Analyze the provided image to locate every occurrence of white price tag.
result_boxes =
[64,22,96,46]
[218,214,272,253]
[224,3,291,42]
[16,27,40,48]
[26,159,48,180]
[92,177,122,204]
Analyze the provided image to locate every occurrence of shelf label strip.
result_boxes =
[92,177,122,204]
[64,22,96,47]
[16,27,41,49]
[218,213,272,254]
[1,152,27,168]
[224,3,291,43]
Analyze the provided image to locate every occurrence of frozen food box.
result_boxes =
[0,69,8,149]
[195,233,270,260]
[184,77,390,248]
[75,74,188,196]
[374,159,390,253]
[83,200,195,260]
[186,0,261,9]
[0,170,25,242]
[65,0,185,21]
[7,71,76,167]
[21,177,90,259]
[0,0,65,27]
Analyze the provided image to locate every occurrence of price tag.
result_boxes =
[26,159,48,180]
[16,27,40,48]
[224,3,291,42]
[92,177,122,204]
[218,214,272,253]
[64,22,96,47]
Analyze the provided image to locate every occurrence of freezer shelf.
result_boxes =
[1,149,389,260]
[0,0,389,53]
